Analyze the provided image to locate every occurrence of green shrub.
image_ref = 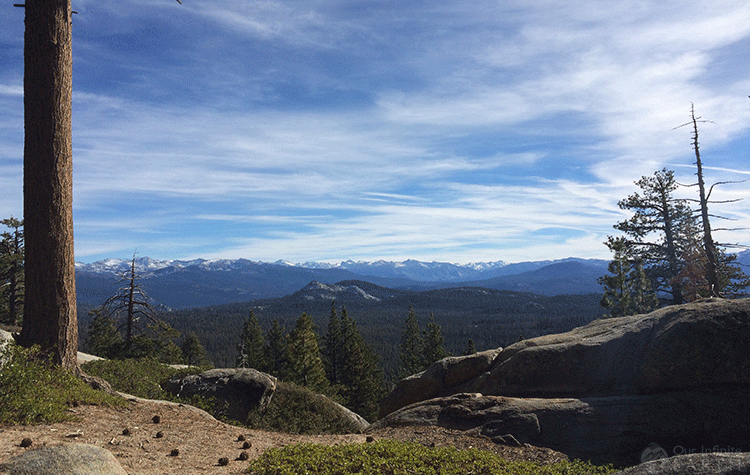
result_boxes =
[245,381,362,435]
[246,439,618,475]
[0,344,123,425]
[81,357,221,418]
[82,357,201,400]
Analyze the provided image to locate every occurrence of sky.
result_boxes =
[1,1,750,265]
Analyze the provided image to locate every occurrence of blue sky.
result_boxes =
[1,0,749,264]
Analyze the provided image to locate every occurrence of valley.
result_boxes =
[74,257,611,381]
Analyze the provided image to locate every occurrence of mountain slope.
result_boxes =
[463,260,608,295]
[75,257,610,310]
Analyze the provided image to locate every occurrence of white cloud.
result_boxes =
[3,0,750,264]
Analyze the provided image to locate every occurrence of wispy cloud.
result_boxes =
[1,0,749,263]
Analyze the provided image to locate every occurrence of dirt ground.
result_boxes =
[0,396,568,475]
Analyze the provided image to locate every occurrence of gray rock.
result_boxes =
[381,299,750,418]
[379,348,501,418]
[374,299,750,466]
[0,444,127,475]
[477,298,750,398]
[370,391,750,466]
[330,400,371,433]
[613,452,750,474]
[163,368,276,425]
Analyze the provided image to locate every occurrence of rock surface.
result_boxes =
[163,368,277,425]
[376,298,750,466]
[379,348,501,419]
[0,444,127,475]
[472,297,750,399]
[612,452,750,474]
[331,401,371,433]
[370,390,750,466]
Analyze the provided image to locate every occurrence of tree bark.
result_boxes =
[690,106,720,296]
[18,0,78,370]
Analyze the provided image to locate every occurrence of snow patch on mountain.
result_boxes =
[300,281,381,302]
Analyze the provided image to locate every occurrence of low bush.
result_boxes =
[0,344,123,425]
[246,439,618,475]
[81,357,203,400]
[245,381,362,434]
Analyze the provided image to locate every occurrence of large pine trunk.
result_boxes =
[18,0,78,370]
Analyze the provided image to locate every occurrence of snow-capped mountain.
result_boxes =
[297,259,508,282]
[75,257,268,276]
[76,256,610,283]
[74,256,610,310]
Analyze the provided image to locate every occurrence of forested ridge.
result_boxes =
[77,281,603,382]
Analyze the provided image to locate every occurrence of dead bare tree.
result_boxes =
[674,104,749,296]
[102,254,158,355]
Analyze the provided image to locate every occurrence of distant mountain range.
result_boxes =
[74,256,610,310]
[75,251,750,311]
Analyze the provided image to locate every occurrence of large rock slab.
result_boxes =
[613,452,750,475]
[375,299,750,466]
[477,298,750,398]
[0,444,127,475]
[164,368,276,425]
[370,391,750,466]
[381,298,750,418]
[379,348,501,419]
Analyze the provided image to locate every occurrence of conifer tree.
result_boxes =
[322,301,344,391]
[287,313,329,393]
[264,319,290,380]
[463,338,477,356]
[422,313,449,365]
[181,332,208,366]
[399,306,424,378]
[18,0,79,370]
[337,306,383,422]
[236,310,267,370]
[0,218,24,326]
[599,236,658,317]
[86,309,123,359]
[612,168,698,304]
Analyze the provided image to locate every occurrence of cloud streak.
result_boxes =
[1,0,749,264]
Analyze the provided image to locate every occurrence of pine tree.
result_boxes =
[264,319,290,380]
[181,332,208,366]
[18,0,79,370]
[236,311,267,370]
[422,313,449,366]
[322,301,344,391]
[0,218,24,326]
[613,168,699,304]
[599,236,658,317]
[337,306,383,422]
[287,312,329,393]
[463,338,477,356]
[399,306,424,378]
[86,309,123,359]
[147,320,183,364]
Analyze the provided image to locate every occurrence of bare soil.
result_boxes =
[0,397,568,475]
